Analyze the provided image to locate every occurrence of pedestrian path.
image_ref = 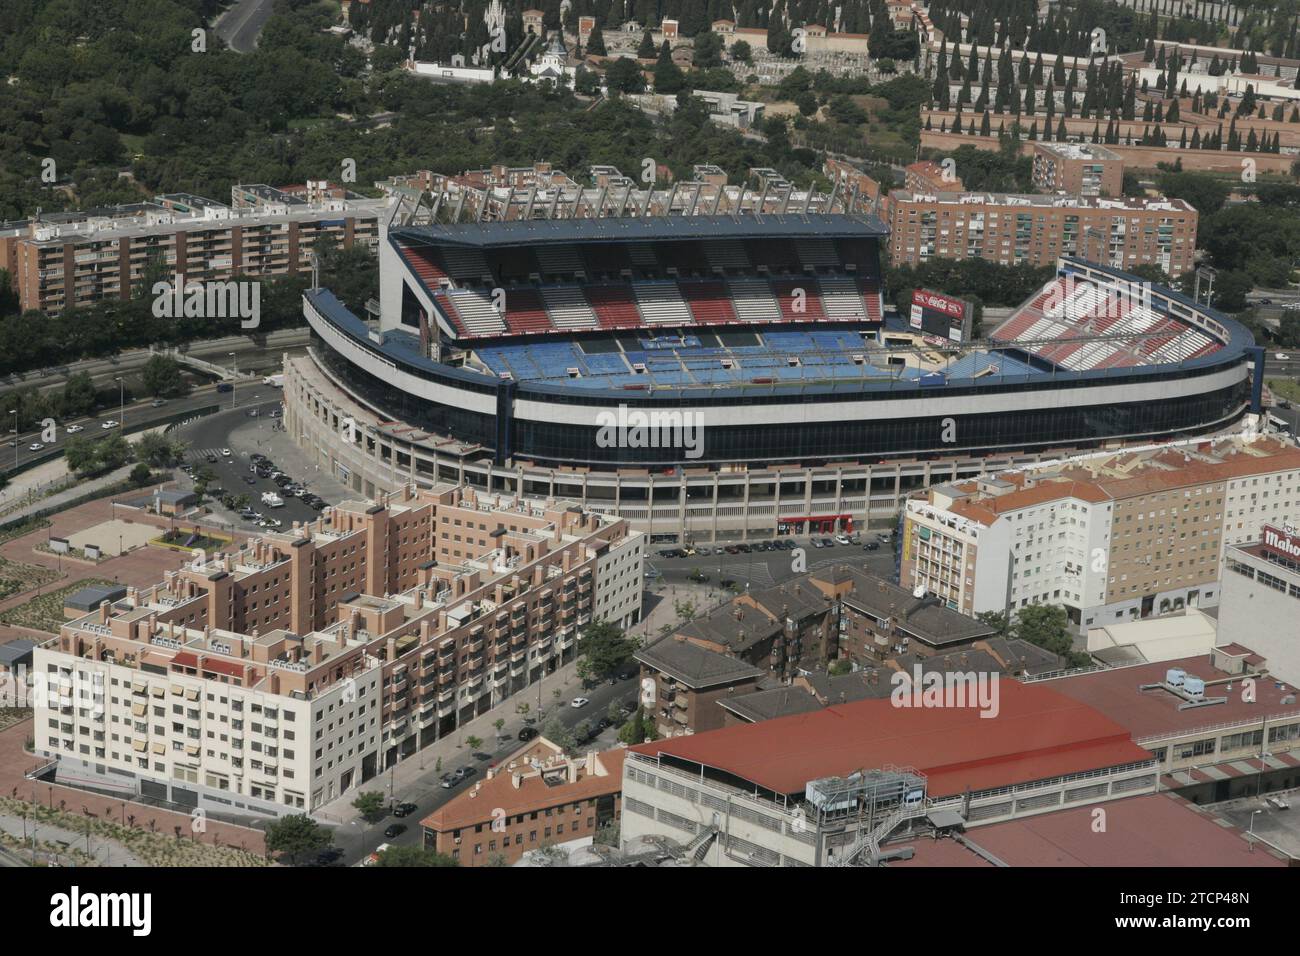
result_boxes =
[0,812,144,867]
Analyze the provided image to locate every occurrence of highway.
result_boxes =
[214,0,277,52]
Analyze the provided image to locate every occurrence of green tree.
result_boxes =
[135,432,186,468]
[141,354,184,397]
[730,40,752,64]
[637,30,656,58]
[605,57,645,93]
[975,609,1011,636]
[352,790,386,821]
[576,620,637,681]
[130,462,152,486]
[465,735,483,751]
[586,22,607,57]
[542,716,576,752]
[265,814,331,865]
[372,845,458,867]
[1010,605,1073,658]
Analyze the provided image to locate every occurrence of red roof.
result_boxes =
[631,679,1150,798]
[201,657,245,678]
[171,652,198,668]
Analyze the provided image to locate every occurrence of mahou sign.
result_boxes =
[909,289,972,342]
[1261,524,1300,562]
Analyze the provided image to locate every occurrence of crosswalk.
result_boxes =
[188,447,236,461]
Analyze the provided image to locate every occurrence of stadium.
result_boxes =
[287,206,1262,542]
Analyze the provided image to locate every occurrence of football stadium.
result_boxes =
[288,207,1262,542]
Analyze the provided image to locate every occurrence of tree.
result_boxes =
[265,814,330,865]
[730,40,752,64]
[372,845,458,867]
[975,610,1011,637]
[141,354,184,397]
[542,716,576,752]
[618,707,657,744]
[576,620,637,681]
[653,56,685,94]
[465,735,483,751]
[135,433,186,468]
[693,31,724,70]
[1010,605,1073,658]
[130,462,152,486]
[352,790,386,821]
[493,718,506,738]
[637,30,656,58]
[586,22,607,57]
[605,57,645,93]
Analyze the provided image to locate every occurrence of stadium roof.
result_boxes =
[390,212,889,248]
[629,678,1151,798]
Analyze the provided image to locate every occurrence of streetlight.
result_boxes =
[1248,808,1262,852]
[10,408,17,471]
[114,376,125,431]
[229,353,238,409]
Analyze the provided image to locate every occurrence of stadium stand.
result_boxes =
[772,278,826,321]
[440,246,493,284]
[703,239,751,273]
[535,243,586,278]
[541,285,599,330]
[585,284,643,329]
[819,275,870,321]
[632,280,691,325]
[502,287,553,335]
[727,277,783,323]
[680,280,738,325]
[399,245,449,290]
[446,288,508,336]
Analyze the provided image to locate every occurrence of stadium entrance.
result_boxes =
[779,514,853,535]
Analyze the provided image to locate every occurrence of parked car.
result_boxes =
[392,802,418,818]
[821,538,836,548]
[811,538,824,548]
[835,534,851,545]
[864,541,880,551]
[518,726,540,741]
[439,773,457,788]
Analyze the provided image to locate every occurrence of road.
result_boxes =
[2,385,234,474]
[171,399,329,530]
[329,672,639,866]
[214,0,277,52]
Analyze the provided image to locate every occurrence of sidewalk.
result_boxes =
[313,583,704,828]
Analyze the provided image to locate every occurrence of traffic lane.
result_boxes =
[3,389,230,469]
[343,677,639,860]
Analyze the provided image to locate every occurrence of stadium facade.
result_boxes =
[287,206,1262,542]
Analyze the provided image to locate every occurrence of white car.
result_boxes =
[1277,353,1291,361]
[101,420,118,430]
[570,697,590,709]
[835,534,851,545]
[65,424,83,434]
[221,448,231,457]
[28,442,44,451]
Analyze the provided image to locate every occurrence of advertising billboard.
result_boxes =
[909,289,973,343]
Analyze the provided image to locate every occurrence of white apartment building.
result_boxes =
[902,432,1300,632]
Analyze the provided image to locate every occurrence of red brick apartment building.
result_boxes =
[887,192,1197,276]
[422,738,624,865]
[32,484,643,817]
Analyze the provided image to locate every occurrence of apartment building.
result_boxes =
[0,188,383,316]
[886,191,1197,276]
[421,738,623,866]
[1031,142,1124,197]
[31,484,643,817]
[904,159,963,194]
[901,434,1300,631]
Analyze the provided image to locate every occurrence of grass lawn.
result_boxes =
[0,577,118,633]
[1267,378,1300,404]
[151,530,231,553]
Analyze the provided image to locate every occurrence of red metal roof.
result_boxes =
[171,652,199,668]
[630,679,1150,798]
